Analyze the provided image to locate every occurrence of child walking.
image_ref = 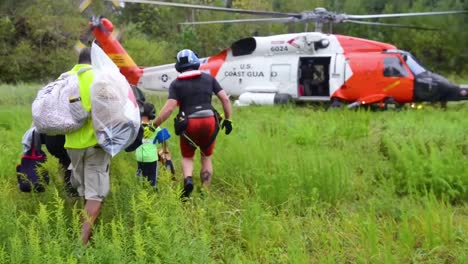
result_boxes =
[135,102,171,187]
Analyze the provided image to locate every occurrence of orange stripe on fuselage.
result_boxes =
[200,49,228,78]
[383,80,401,91]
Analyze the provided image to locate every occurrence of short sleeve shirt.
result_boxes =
[168,72,222,110]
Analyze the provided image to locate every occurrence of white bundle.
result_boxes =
[90,42,140,157]
[32,72,89,135]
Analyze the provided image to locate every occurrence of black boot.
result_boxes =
[181,176,193,199]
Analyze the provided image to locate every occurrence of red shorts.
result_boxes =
[180,116,217,157]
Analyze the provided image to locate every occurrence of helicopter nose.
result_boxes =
[432,74,468,101]
[461,87,468,95]
[414,72,467,102]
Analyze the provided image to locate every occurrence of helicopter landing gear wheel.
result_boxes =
[273,93,292,104]
[328,98,344,109]
[440,101,448,110]
[383,97,404,111]
[347,101,361,110]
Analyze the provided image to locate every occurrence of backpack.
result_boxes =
[32,67,91,135]
[16,130,49,192]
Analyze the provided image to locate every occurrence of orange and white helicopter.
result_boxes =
[89,0,468,108]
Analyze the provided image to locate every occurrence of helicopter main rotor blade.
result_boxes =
[347,10,467,20]
[179,17,298,25]
[344,20,439,30]
[112,0,300,17]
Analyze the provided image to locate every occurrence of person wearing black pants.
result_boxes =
[43,134,77,195]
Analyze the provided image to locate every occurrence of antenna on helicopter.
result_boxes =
[111,0,467,32]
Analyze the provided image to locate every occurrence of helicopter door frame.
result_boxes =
[298,56,331,101]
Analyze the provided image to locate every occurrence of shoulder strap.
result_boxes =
[76,67,92,75]
[30,130,44,157]
[201,111,221,149]
[56,67,91,80]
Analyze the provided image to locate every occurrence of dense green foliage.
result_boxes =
[0,84,466,262]
[0,0,467,83]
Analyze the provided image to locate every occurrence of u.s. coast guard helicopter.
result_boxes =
[90,0,468,108]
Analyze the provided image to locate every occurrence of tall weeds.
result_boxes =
[0,85,466,263]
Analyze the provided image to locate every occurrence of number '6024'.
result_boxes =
[270,46,288,52]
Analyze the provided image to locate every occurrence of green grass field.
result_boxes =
[0,83,467,263]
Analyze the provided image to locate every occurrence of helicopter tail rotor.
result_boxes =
[76,0,123,52]
[76,16,122,51]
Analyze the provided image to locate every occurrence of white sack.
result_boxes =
[90,42,140,157]
[32,71,89,135]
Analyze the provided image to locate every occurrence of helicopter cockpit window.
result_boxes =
[231,37,256,56]
[383,57,408,77]
[405,54,426,75]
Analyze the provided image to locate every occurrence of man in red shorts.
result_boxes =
[153,49,232,198]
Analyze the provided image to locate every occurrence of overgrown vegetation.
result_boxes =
[1,0,467,83]
[0,84,466,263]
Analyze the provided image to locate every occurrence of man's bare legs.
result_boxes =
[82,200,102,245]
[200,155,213,187]
[181,157,194,178]
[180,155,213,197]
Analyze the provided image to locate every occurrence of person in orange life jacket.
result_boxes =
[152,49,232,198]
[135,102,172,188]
[65,48,112,245]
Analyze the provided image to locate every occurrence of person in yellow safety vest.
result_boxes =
[64,48,112,245]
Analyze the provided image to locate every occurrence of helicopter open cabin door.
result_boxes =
[298,57,331,101]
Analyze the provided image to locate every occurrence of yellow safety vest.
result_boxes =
[64,64,98,149]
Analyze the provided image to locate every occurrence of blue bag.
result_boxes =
[155,128,171,144]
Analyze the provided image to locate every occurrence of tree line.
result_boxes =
[0,0,467,83]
